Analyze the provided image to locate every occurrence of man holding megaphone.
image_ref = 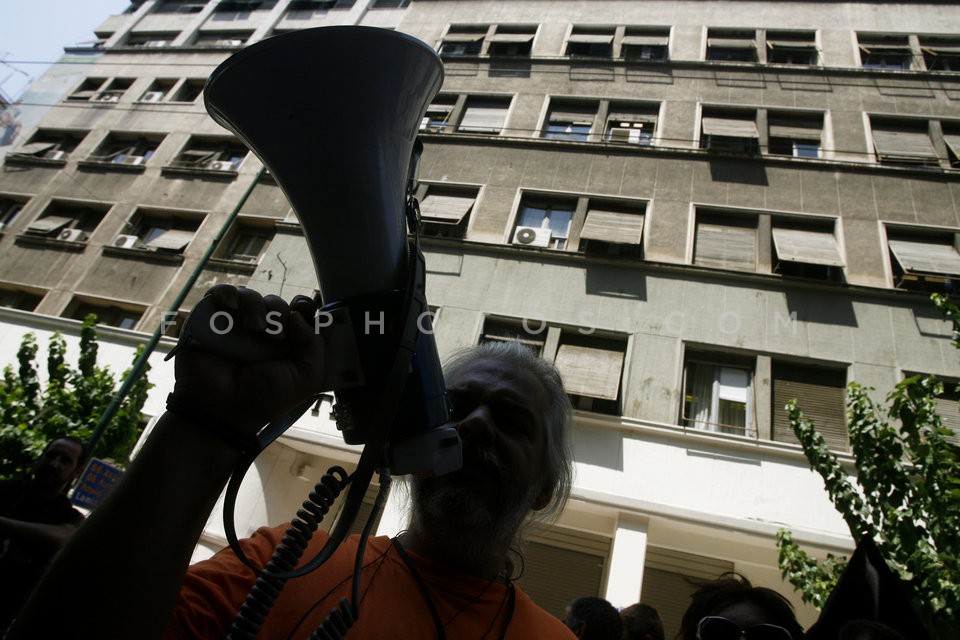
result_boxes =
[8,284,577,640]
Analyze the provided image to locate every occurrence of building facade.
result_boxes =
[2,0,959,634]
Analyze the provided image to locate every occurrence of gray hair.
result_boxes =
[442,340,574,522]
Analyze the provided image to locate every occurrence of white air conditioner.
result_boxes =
[140,91,164,103]
[120,155,145,166]
[208,160,235,171]
[58,228,87,242]
[512,226,552,248]
[44,150,67,161]
[114,234,141,249]
[95,93,120,103]
[145,40,169,48]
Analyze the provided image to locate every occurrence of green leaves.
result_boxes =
[0,318,152,481]
[777,294,960,637]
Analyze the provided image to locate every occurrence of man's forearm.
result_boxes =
[0,517,75,548]
[8,412,246,639]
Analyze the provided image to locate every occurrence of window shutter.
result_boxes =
[16,142,57,156]
[702,117,759,139]
[487,33,534,44]
[518,528,610,619]
[768,121,821,140]
[772,363,848,450]
[549,110,595,125]
[936,394,960,445]
[580,209,644,245]
[642,547,735,640]
[694,223,757,271]
[622,35,668,47]
[872,129,937,162]
[26,215,73,235]
[567,34,614,45]
[707,38,756,49]
[944,134,960,160]
[772,227,844,267]
[554,344,624,401]
[419,194,475,222]
[145,229,195,251]
[888,238,960,277]
[459,105,507,133]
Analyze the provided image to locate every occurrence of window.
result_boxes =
[767,112,822,158]
[420,96,457,133]
[486,25,535,57]
[125,33,177,48]
[706,29,757,62]
[481,318,626,416]
[416,183,478,240]
[171,79,205,102]
[682,354,755,437]
[170,138,247,172]
[439,25,487,56]
[118,212,200,254]
[858,34,914,69]
[700,109,760,156]
[11,130,85,162]
[0,288,43,312]
[943,124,960,167]
[886,226,960,293]
[85,134,161,168]
[870,118,938,167]
[457,97,511,134]
[371,0,409,7]
[924,376,960,445]
[215,220,273,264]
[67,78,107,101]
[154,0,208,12]
[771,219,844,282]
[214,0,276,12]
[66,299,143,330]
[578,201,645,258]
[513,196,575,250]
[286,0,354,13]
[766,30,818,65]
[138,79,177,103]
[565,27,615,58]
[24,201,106,242]
[193,31,251,47]
[605,103,658,146]
[0,197,26,231]
[620,27,669,61]
[772,361,848,451]
[67,78,132,103]
[543,101,596,141]
[693,211,757,272]
[921,36,960,71]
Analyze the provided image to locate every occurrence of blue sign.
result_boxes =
[71,458,124,510]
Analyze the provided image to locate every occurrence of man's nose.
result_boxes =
[456,405,496,447]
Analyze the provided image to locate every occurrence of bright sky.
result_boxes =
[0,0,133,99]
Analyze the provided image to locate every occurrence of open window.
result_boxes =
[578,200,645,258]
[24,201,106,243]
[85,134,161,168]
[214,218,273,264]
[439,24,487,56]
[766,30,818,65]
[921,36,960,71]
[171,79,205,103]
[0,196,26,232]
[420,95,457,133]
[487,25,535,57]
[0,287,44,312]
[65,298,144,330]
[170,137,247,173]
[767,112,822,158]
[154,0,209,13]
[604,103,658,146]
[457,96,511,134]
[621,27,669,61]
[554,332,625,415]
[859,33,914,70]
[706,28,757,62]
[416,183,478,239]
[11,130,86,162]
[772,218,844,282]
[870,118,938,167]
[887,226,960,293]
[543,101,597,141]
[125,33,178,48]
[682,353,755,437]
[138,79,177,104]
[565,26,614,58]
[513,196,575,250]
[193,31,252,47]
[115,211,200,254]
[700,109,760,156]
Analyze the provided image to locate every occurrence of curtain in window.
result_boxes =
[685,362,715,430]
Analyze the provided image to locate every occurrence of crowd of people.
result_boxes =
[0,286,925,638]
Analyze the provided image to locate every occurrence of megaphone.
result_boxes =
[181,26,459,476]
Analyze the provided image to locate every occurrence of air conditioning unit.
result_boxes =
[145,40,169,48]
[208,160,235,171]
[44,150,67,161]
[95,93,120,103]
[120,155,145,166]
[140,91,164,103]
[58,228,87,242]
[114,234,141,249]
[512,226,552,248]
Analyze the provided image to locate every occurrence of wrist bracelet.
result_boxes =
[165,393,261,457]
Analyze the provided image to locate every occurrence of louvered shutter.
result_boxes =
[517,528,611,619]
[888,239,960,277]
[459,104,508,133]
[580,209,644,245]
[554,344,624,400]
[419,194,475,223]
[772,363,848,450]
[872,129,937,162]
[772,227,844,267]
[694,223,757,271]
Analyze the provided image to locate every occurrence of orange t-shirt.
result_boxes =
[164,525,576,639]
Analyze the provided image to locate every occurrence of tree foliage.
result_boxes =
[0,315,152,480]
[777,294,960,637]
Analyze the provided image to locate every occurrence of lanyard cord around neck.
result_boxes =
[390,538,516,640]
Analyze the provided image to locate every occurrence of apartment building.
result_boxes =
[2,0,959,634]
